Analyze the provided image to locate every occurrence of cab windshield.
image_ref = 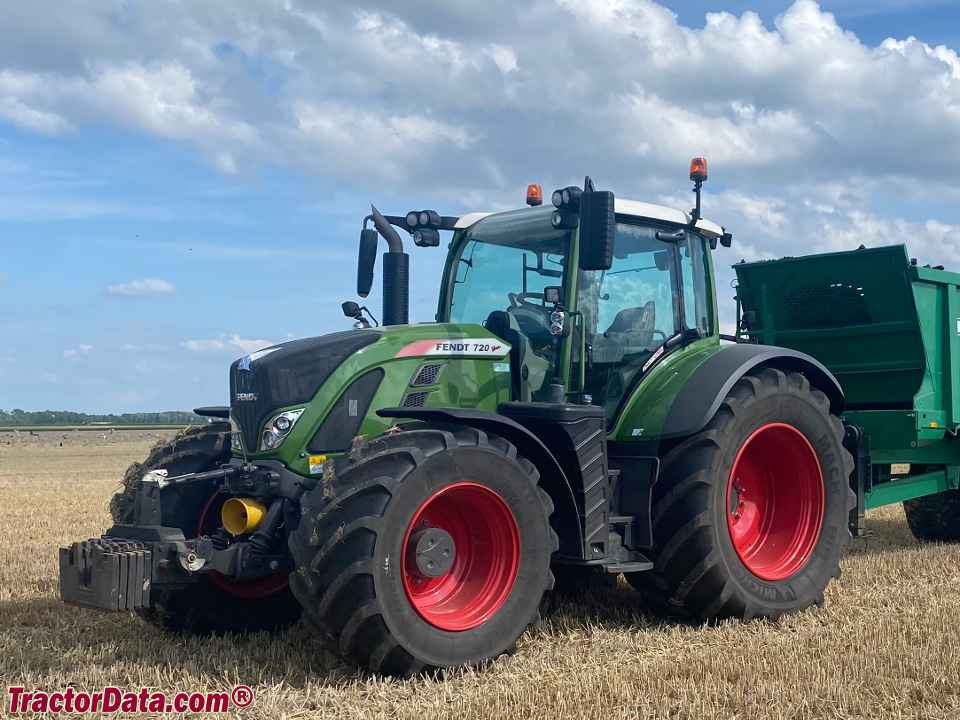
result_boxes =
[447,206,569,401]
[445,208,713,417]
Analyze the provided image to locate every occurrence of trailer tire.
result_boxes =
[628,368,856,622]
[287,425,556,677]
[111,424,301,634]
[904,490,960,542]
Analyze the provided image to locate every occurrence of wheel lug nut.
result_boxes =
[420,519,428,527]
[738,500,745,507]
[732,512,741,519]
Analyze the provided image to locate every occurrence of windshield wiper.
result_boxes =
[605,264,657,276]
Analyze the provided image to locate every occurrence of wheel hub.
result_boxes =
[407,526,456,578]
[726,423,825,582]
[401,482,520,632]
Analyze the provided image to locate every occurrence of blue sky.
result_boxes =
[3,0,960,412]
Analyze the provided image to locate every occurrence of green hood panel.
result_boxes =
[236,323,513,472]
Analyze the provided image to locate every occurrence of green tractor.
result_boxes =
[67,158,954,677]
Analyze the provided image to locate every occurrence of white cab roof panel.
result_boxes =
[454,200,723,238]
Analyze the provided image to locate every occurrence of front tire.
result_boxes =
[629,368,855,621]
[287,426,556,676]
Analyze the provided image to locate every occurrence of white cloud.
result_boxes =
[0,273,7,281]
[180,334,271,354]
[107,278,177,296]
[63,344,92,361]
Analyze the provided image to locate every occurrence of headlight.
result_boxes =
[230,418,243,451]
[259,409,304,451]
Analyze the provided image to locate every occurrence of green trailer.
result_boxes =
[734,244,960,539]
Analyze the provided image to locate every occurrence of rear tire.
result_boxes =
[112,424,301,634]
[904,490,960,542]
[287,425,556,676]
[628,368,855,621]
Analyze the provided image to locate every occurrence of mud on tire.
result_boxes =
[629,368,856,622]
[288,425,557,677]
[112,424,301,634]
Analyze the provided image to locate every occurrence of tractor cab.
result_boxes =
[439,201,722,423]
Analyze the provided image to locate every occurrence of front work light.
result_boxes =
[551,185,582,210]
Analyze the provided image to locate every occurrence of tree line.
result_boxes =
[0,409,206,426]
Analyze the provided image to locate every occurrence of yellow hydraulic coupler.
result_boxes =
[221,497,267,535]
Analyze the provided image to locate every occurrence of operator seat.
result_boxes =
[484,311,549,402]
[603,302,656,347]
[591,301,657,366]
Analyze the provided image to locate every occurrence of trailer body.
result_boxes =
[735,245,960,516]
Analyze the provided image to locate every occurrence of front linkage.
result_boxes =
[60,460,302,613]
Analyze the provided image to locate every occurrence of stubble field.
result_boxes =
[2,431,960,719]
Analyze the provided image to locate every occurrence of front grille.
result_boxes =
[402,391,431,408]
[411,364,443,387]
[230,330,380,448]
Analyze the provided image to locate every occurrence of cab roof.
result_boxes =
[454,198,724,239]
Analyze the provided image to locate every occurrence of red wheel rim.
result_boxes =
[198,491,290,599]
[727,423,824,581]
[401,482,520,632]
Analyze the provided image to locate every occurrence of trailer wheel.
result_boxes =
[628,368,855,621]
[904,490,960,542]
[111,424,301,634]
[287,426,556,676]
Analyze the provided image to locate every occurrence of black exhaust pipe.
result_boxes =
[381,252,409,327]
[359,205,409,326]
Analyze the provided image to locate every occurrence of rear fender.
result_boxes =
[661,344,845,440]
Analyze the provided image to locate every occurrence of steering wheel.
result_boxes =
[508,292,545,309]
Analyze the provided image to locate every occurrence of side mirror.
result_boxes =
[578,190,615,271]
[740,310,756,331]
[357,228,378,297]
[720,232,733,248]
[342,301,361,318]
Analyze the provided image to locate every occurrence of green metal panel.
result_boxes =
[865,469,955,509]
[734,245,925,406]
[608,337,722,441]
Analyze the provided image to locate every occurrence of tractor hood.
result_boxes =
[230,323,512,456]
[230,329,381,449]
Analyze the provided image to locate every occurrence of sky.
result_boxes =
[3,0,960,413]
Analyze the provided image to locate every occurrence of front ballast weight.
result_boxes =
[59,462,293,614]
